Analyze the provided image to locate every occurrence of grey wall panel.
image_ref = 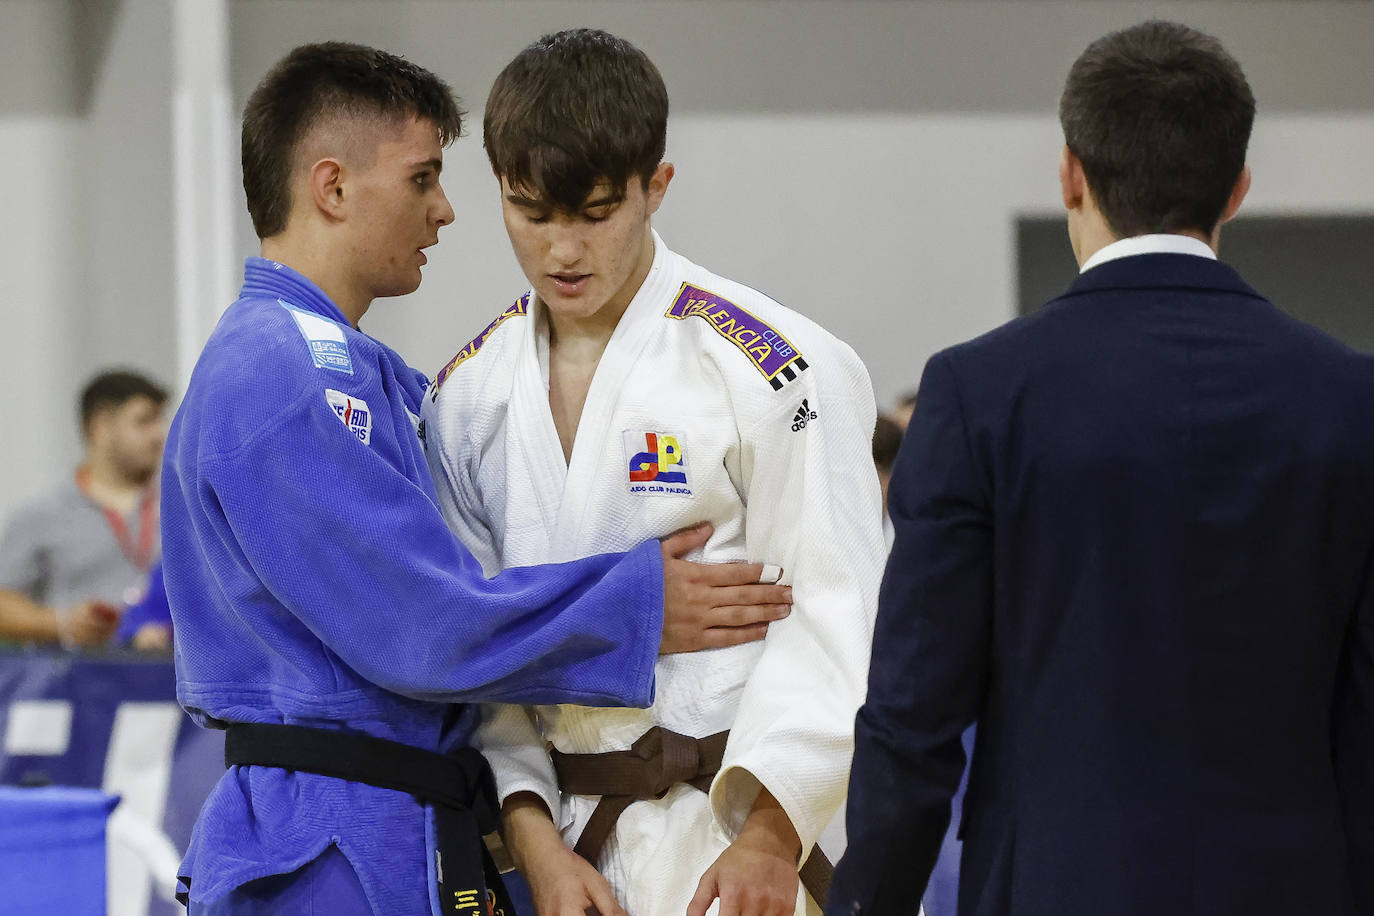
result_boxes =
[1018,215,1374,354]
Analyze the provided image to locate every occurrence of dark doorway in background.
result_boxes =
[1016,215,1374,352]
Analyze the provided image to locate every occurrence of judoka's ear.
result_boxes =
[645,162,675,216]
[308,157,347,222]
[1059,145,1085,213]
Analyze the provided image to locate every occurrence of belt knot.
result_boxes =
[631,726,711,797]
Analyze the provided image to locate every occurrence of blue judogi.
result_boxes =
[164,258,664,913]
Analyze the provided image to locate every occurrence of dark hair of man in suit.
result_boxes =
[241,42,464,239]
[1058,20,1255,239]
[483,28,670,213]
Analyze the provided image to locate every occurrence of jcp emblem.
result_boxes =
[624,430,693,497]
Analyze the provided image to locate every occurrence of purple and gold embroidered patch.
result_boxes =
[665,283,808,390]
[431,293,530,400]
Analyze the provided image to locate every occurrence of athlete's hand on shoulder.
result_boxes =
[659,523,792,654]
[688,788,801,916]
[504,793,626,916]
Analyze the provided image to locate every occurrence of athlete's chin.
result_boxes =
[379,273,424,298]
[542,296,605,321]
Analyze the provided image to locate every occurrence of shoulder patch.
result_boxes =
[431,293,530,400]
[665,283,807,390]
[281,299,353,374]
[324,388,372,444]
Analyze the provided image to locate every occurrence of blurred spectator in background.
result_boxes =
[0,370,167,649]
[115,562,172,651]
[873,414,903,547]
[890,390,918,431]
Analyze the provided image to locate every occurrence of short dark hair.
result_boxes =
[484,29,669,212]
[80,370,168,437]
[1059,20,1254,238]
[242,41,464,238]
[873,415,903,473]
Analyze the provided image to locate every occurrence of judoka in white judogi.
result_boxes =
[423,233,885,915]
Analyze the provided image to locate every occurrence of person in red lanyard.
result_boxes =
[0,370,168,649]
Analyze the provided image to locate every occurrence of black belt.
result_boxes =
[177,722,515,915]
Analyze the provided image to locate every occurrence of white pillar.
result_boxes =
[171,0,235,391]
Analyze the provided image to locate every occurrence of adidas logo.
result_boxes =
[791,398,818,431]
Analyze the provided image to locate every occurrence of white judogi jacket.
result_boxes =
[423,234,885,915]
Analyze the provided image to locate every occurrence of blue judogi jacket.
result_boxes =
[163,258,664,912]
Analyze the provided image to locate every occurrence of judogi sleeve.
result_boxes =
[195,386,662,707]
[826,353,993,913]
[424,415,564,821]
[708,337,886,859]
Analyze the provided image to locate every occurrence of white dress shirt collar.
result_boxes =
[1080,233,1217,274]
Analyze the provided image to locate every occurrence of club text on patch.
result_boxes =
[665,283,808,390]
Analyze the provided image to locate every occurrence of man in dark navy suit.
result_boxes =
[828,20,1374,916]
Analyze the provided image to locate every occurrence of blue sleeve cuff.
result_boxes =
[621,538,663,708]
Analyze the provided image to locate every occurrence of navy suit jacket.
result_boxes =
[829,253,1374,916]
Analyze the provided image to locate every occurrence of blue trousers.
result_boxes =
[192,845,374,915]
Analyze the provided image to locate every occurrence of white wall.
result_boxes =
[2,0,1373,521]
[330,111,1374,413]
[0,117,85,522]
[0,0,180,522]
[80,0,177,388]
[0,1,83,522]
[226,0,1374,408]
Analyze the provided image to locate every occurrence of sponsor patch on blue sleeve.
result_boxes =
[324,388,372,444]
[281,299,353,374]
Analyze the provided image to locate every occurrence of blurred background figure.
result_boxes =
[889,391,918,432]
[0,369,167,649]
[115,562,173,651]
[873,414,903,547]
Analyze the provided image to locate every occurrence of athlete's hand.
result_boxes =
[688,788,801,916]
[60,599,120,648]
[131,622,173,652]
[659,523,792,655]
[504,793,626,916]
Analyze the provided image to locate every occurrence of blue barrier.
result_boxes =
[0,652,535,916]
[0,785,119,913]
[0,651,222,916]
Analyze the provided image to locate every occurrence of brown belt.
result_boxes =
[550,726,832,906]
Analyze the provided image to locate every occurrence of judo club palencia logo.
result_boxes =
[624,431,693,497]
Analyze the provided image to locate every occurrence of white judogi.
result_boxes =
[423,233,885,915]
